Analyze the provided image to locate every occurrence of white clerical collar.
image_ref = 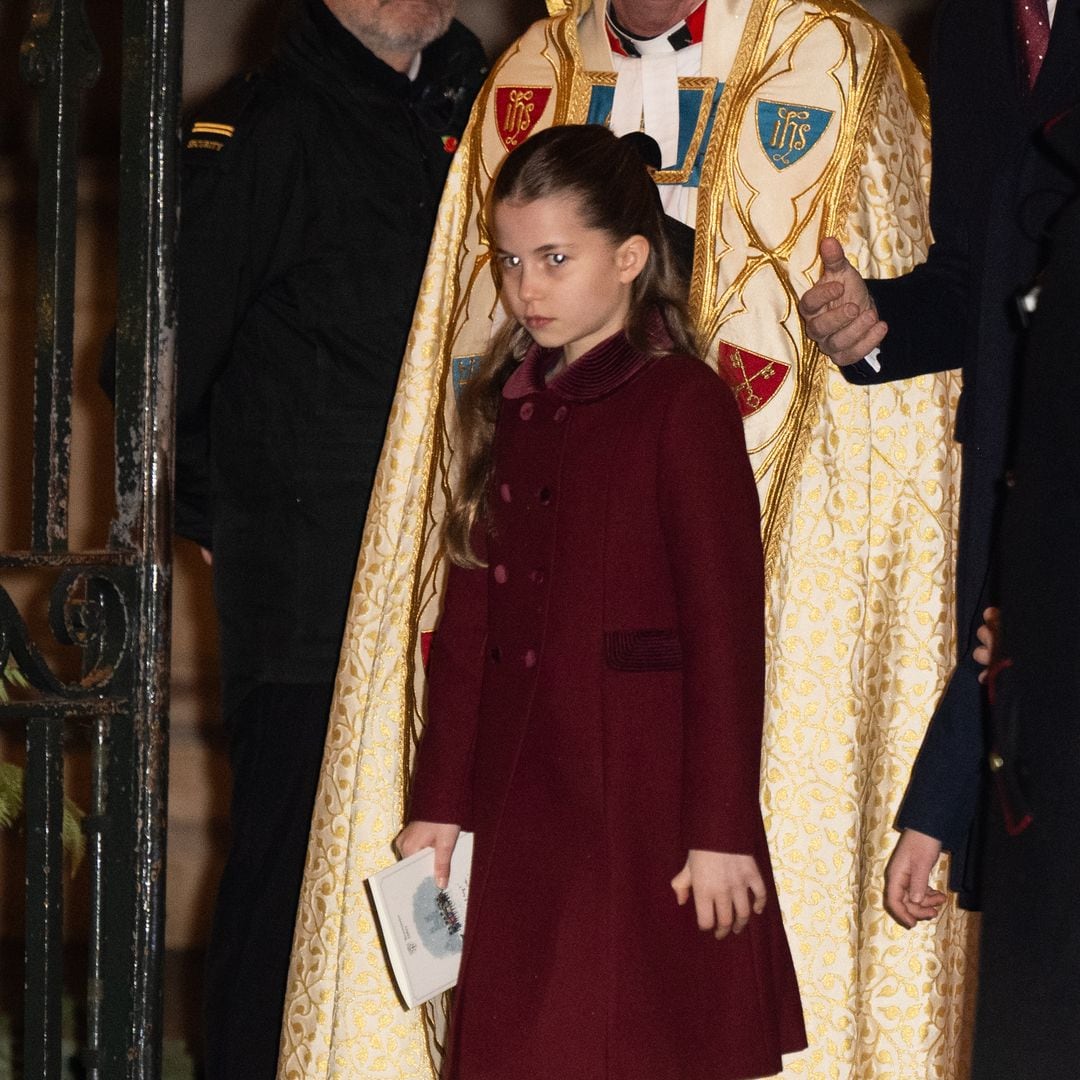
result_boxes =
[607,4,706,171]
[407,52,422,81]
[606,1,707,57]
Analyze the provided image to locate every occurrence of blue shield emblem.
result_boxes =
[586,79,724,188]
[452,355,482,404]
[756,100,834,170]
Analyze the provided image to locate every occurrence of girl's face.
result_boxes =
[493,194,648,366]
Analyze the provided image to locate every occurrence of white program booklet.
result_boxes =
[367,831,474,1009]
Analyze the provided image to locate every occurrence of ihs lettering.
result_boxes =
[770,107,812,154]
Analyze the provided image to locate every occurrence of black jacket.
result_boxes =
[841,0,1080,894]
[175,0,486,710]
[970,106,1080,1079]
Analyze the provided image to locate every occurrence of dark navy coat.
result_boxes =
[844,0,1080,894]
[970,105,1080,1080]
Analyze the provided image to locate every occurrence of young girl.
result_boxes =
[397,125,806,1080]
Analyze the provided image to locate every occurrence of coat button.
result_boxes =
[1004,469,1017,489]
[538,487,552,505]
[493,564,508,584]
[519,402,535,420]
[524,649,537,668]
[490,645,502,663]
[554,405,569,423]
[988,751,1005,772]
[529,568,545,584]
[500,482,512,503]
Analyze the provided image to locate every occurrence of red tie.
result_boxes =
[1014,0,1051,91]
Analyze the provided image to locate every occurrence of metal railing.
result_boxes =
[1,0,181,1075]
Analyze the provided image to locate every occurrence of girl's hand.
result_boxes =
[395,821,462,890]
[671,850,767,939]
[974,606,1001,683]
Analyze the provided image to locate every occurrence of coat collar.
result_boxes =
[283,0,480,118]
[284,0,416,100]
[503,315,673,403]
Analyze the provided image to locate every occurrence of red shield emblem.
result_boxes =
[495,86,552,152]
[717,341,790,418]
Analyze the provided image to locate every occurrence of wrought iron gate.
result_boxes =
[1,0,182,1076]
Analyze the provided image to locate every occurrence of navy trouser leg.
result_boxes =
[202,682,332,1079]
[971,791,1080,1080]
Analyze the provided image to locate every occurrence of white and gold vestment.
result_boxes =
[278,3,972,1077]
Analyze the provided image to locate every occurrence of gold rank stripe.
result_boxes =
[191,121,235,136]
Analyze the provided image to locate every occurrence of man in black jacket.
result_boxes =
[797,0,1080,924]
[971,104,1080,1079]
[174,1,486,1074]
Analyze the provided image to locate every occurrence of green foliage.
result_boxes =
[0,763,20,833]
[0,659,87,871]
[0,762,86,872]
[0,656,29,704]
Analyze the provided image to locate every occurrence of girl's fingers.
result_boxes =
[695,887,717,932]
[670,866,691,906]
[712,894,734,939]
[749,872,768,914]
[433,838,456,890]
[731,885,752,934]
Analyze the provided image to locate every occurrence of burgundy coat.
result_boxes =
[410,330,806,1080]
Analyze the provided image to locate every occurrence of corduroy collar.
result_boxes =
[503,319,673,403]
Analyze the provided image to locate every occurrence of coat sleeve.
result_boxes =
[895,654,986,895]
[658,365,767,855]
[174,80,304,547]
[845,5,970,387]
[408,540,489,826]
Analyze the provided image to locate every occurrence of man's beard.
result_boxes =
[359,0,455,56]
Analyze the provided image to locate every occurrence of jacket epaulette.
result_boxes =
[183,70,264,162]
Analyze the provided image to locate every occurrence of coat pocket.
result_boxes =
[604,629,683,671]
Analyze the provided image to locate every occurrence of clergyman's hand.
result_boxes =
[798,237,888,365]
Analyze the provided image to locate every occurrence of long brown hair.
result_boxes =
[444,124,700,567]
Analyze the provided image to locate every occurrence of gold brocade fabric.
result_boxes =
[278,3,972,1078]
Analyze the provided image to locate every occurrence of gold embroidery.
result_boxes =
[573,71,721,184]
[278,5,972,1078]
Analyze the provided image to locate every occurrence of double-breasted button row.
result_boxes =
[517,400,571,424]
[495,563,547,587]
[489,644,540,668]
[494,482,554,506]
[494,392,563,674]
